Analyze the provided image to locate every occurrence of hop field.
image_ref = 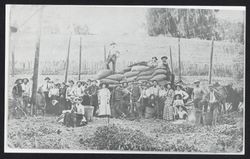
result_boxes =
[7,112,243,153]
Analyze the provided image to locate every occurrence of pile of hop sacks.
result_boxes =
[95,62,171,86]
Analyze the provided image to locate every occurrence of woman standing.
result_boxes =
[158,85,167,119]
[163,83,175,121]
[97,83,111,117]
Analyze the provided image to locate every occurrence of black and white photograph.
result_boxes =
[5,5,245,154]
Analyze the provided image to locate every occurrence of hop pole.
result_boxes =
[31,6,44,116]
[208,38,214,84]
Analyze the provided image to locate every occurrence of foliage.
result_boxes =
[146,8,218,40]
[146,8,244,44]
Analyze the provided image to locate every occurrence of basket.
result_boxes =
[84,106,94,122]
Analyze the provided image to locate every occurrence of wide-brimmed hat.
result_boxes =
[161,56,168,60]
[73,97,83,103]
[194,80,200,84]
[76,81,82,84]
[152,56,158,60]
[213,82,220,87]
[23,78,29,82]
[44,77,50,80]
[110,42,117,46]
[15,79,23,84]
[68,80,74,84]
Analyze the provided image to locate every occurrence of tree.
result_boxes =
[146,8,218,40]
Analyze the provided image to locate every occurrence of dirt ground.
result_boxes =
[7,111,244,153]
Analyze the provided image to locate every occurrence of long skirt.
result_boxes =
[163,97,174,121]
[163,106,174,121]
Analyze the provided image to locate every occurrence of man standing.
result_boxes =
[74,81,84,99]
[41,77,51,112]
[22,78,31,114]
[85,80,99,116]
[193,80,205,110]
[12,79,24,117]
[148,80,160,118]
[111,83,126,118]
[106,42,120,72]
[129,80,142,119]
[66,80,75,110]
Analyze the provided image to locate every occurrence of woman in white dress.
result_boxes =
[97,83,111,117]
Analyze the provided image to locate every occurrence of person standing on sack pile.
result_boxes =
[22,78,31,115]
[147,80,160,119]
[12,79,24,118]
[163,83,175,121]
[85,80,99,116]
[66,80,76,110]
[111,83,126,118]
[40,77,51,113]
[106,42,120,72]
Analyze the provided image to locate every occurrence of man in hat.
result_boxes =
[59,82,68,110]
[129,80,142,119]
[66,80,76,110]
[161,56,170,71]
[12,79,24,117]
[85,80,99,116]
[207,84,220,126]
[22,78,31,114]
[106,42,120,72]
[174,84,189,103]
[148,57,158,67]
[111,83,126,118]
[193,80,205,110]
[41,77,51,111]
[74,81,84,99]
[161,56,171,79]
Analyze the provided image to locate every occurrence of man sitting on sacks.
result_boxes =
[129,56,159,68]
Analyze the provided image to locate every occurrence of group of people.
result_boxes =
[12,73,226,127]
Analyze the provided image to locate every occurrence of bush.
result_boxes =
[84,124,161,151]
[83,124,200,152]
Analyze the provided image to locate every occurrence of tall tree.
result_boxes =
[146,8,218,40]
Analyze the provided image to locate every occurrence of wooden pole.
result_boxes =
[178,38,181,82]
[9,6,15,77]
[78,36,82,80]
[31,6,44,116]
[104,45,107,62]
[169,46,173,73]
[64,34,72,83]
[208,38,214,84]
